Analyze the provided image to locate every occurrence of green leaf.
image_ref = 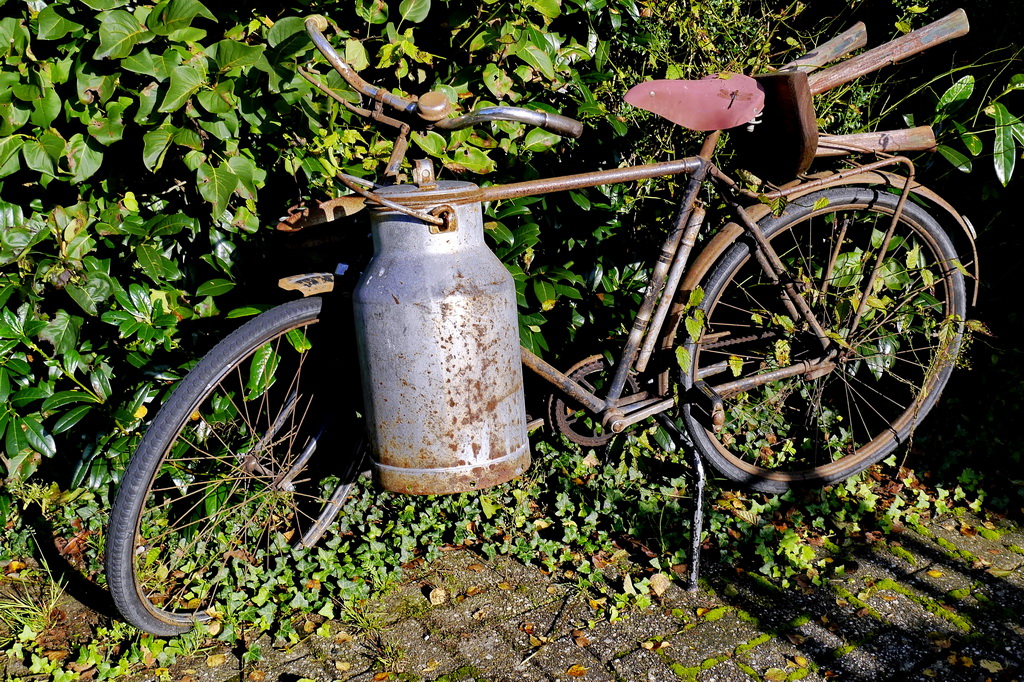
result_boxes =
[142,125,174,172]
[935,75,973,119]
[517,43,555,80]
[53,405,94,435]
[346,39,370,71]
[211,39,265,72]
[22,416,57,458]
[0,136,23,179]
[42,391,100,411]
[523,128,560,153]
[65,134,104,183]
[523,0,562,19]
[94,10,153,60]
[196,161,239,216]
[356,0,389,24]
[246,343,279,400]
[147,0,215,35]
[399,0,431,23]
[412,131,446,156]
[196,279,234,297]
[986,102,1017,186]
[936,144,972,173]
[449,146,495,174]
[674,346,691,373]
[159,64,206,113]
[22,133,65,177]
[136,244,182,282]
[39,310,82,355]
[122,49,178,81]
[533,279,557,310]
[37,6,85,40]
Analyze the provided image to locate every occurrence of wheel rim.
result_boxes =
[130,317,354,626]
[689,198,964,484]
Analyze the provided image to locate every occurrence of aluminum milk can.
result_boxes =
[353,181,530,494]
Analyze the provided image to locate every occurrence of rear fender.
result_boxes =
[653,172,980,393]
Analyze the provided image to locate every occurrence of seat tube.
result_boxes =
[606,164,708,404]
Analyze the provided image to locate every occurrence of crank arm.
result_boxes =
[606,397,676,434]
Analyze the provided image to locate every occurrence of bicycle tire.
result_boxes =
[678,187,967,493]
[106,297,366,635]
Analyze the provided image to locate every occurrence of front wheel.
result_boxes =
[678,188,967,493]
[105,297,366,635]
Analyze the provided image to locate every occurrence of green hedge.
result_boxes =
[0,0,830,518]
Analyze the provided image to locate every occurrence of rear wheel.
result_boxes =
[679,188,967,493]
[105,297,366,635]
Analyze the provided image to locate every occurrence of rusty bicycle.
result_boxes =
[106,11,978,635]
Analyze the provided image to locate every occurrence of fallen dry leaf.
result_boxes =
[429,587,448,605]
[980,660,1004,673]
[649,573,671,597]
[206,654,227,668]
[467,563,485,572]
[581,452,600,468]
[247,670,266,682]
[567,663,588,677]
[422,660,440,673]
[373,673,393,681]
[206,620,222,636]
[529,635,549,647]
[336,661,352,671]
[472,609,486,621]
[497,582,512,590]
[466,585,483,596]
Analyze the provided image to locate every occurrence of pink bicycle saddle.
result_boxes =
[624,74,766,131]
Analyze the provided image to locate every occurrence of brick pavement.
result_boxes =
[140,510,1024,682]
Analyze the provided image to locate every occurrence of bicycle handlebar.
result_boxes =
[303,15,583,138]
[434,107,584,138]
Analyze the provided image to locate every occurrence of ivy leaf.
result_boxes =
[398,0,431,23]
[196,161,240,216]
[94,10,154,60]
[37,6,85,40]
[159,64,206,113]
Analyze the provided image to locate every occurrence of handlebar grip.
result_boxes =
[305,14,329,32]
[539,112,584,139]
